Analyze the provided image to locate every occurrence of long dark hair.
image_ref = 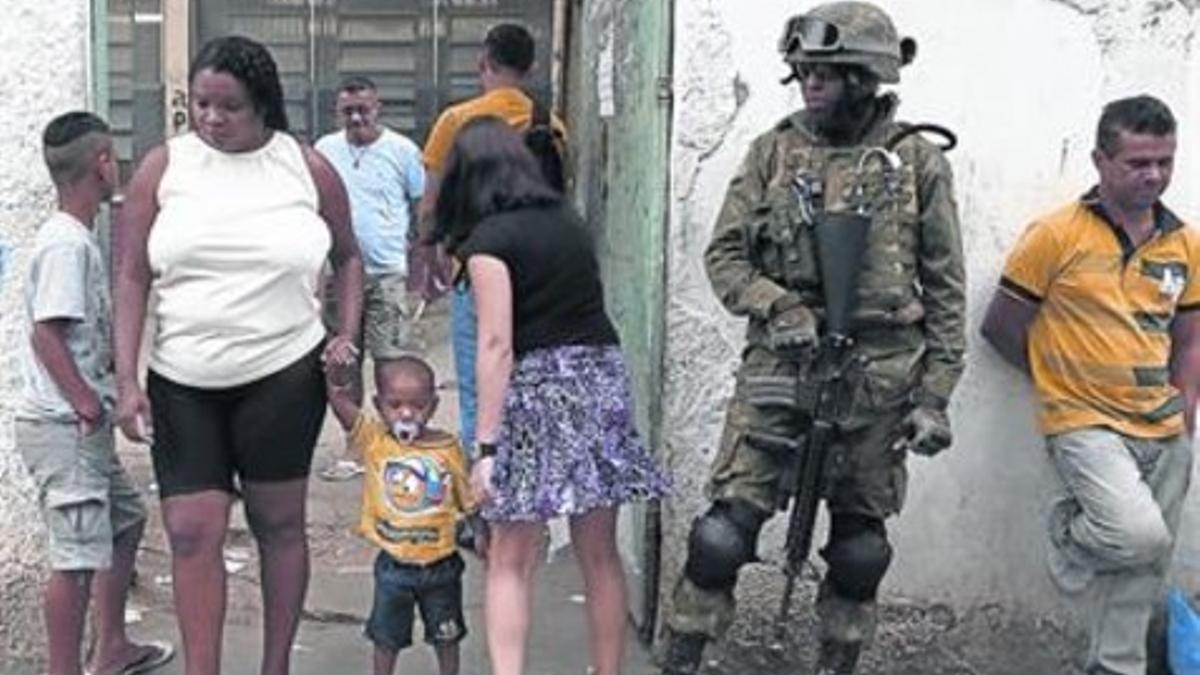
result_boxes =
[432,116,560,254]
[190,35,289,131]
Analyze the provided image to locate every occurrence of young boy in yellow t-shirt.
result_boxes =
[325,353,474,675]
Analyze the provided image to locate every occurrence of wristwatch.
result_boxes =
[476,441,498,458]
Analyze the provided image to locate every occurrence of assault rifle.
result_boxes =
[744,205,872,626]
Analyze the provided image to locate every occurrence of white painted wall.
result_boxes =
[0,0,91,665]
[663,0,1200,631]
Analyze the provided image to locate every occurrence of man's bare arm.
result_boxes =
[1170,309,1200,436]
[418,173,440,242]
[980,288,1040,375]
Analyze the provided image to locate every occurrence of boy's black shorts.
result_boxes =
[366,551,467,652]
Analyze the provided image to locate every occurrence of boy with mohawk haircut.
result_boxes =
[16,111,173,675]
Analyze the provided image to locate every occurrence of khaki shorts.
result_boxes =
[16,418,146,571]
[363,272,424,358]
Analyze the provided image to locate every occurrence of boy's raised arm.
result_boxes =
[325,356,363,437]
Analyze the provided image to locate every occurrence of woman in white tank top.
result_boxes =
[112,36,363,674]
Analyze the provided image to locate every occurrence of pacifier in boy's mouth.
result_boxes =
[391,420,421,442]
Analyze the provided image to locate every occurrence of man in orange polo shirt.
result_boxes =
[419,23,565,455]
[982,95,1200,675]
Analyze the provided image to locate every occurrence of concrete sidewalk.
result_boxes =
[128,544,654,675]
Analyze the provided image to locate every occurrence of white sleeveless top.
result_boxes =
[148,132,331,388]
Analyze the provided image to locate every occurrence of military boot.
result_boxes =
[658,629,708,675]
[813,639,862,675]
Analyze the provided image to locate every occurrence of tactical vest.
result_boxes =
[749,119,925,330]
[744,114,944,413]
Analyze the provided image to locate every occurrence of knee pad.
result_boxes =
[684,500,765,590]
[822,517,893,602]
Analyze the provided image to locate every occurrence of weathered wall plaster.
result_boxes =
[663,0,1200,668]
[0,0,90,667]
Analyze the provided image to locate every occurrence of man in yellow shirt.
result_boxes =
[982,95,1200,675]
[419,22,565,455]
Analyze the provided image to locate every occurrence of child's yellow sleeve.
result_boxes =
[349,413,385,462]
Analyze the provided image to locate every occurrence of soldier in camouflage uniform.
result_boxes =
[658,3,966,674]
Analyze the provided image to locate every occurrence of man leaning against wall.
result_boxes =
[982,95,1200,675]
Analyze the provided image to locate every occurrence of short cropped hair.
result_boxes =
[42,111,111,186]
[375,355,437,399]
[336,76,377,95]
[1096,95,1176,157]
[484,23,535,74]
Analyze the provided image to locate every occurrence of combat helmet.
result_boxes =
[779,1,916,84]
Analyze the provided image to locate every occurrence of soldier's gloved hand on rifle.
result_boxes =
[891,406,952,456]
[767,294,817,355]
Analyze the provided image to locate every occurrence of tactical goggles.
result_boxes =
[778,15,843,56]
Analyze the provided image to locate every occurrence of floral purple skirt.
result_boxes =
[482,344,672,522]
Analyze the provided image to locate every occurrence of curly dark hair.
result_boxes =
[432,116,560,254]
[190,35,289,131]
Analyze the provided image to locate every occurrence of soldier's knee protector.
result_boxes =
[684,500,766,590]
[822,516,893,602]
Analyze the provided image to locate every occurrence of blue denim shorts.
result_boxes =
[365,551,467,652]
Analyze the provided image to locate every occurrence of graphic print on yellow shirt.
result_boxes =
[351,414,474,565]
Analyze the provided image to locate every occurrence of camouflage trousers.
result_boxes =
[324,271,425,358]
[363,272,425,358]
[668,346,910,643]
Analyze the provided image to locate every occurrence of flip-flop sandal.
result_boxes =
[122,641,174,675]
[319,459,365,482]
[86,640,175,675]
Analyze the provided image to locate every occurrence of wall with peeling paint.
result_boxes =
[0,0,91,669]
[662,0,1200,660]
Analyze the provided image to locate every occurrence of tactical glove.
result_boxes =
[892,406,952,456]
[767,294,818,355]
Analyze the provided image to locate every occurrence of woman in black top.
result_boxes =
[431,116,669,675]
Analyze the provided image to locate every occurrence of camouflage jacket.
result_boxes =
[704,95,965,412]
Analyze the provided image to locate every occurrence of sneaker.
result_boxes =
[319,459,364,482]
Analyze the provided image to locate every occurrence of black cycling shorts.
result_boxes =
[147,344,327,498]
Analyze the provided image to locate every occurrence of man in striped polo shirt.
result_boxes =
[982,95,1200,675]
